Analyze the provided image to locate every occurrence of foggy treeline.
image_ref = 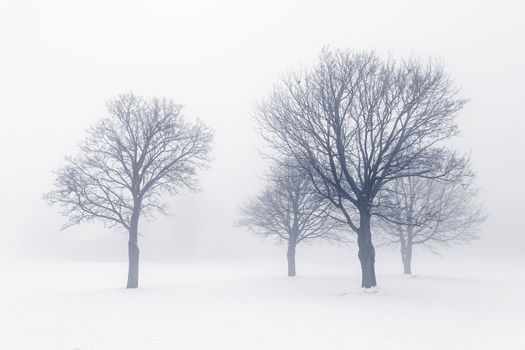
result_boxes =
[45,48,485,289]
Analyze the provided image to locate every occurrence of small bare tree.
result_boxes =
[44,93,213,288]
[239,161,344,276]
[374,175,486,274]
[256,49,468,288]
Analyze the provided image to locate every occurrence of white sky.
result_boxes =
[0,0,524,262]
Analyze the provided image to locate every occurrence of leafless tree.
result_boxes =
[238,160,345,277]
[374,175,486,274]
[256,48,468,288]
[44,93,213,288]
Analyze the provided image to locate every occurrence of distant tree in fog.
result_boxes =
[238,160,345,277]
[374,175,486,274]
[44,93,213,288]
[256,48,469,288]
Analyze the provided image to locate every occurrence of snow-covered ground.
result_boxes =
[1,259,524,350]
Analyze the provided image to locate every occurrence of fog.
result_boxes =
[1,0,524,263]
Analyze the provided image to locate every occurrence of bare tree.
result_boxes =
[256,48,468,288]
[374,175,486,274]
[44,93,213,288]
[238,160,345,277]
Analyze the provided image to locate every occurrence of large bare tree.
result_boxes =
[239,160,344,276]
[44,93,213,288]
[256,49,468,288]
[374,175,486,274]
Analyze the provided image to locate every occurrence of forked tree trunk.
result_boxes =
[357,209,377,288]
[287,243,296,277]
[126,208,141,289]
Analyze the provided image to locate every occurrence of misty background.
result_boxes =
[0,0,523,264]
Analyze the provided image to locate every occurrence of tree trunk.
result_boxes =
[126,239,139,288]
[288,199,300,277]
[402,255,411,274]
[402,242,413,275]
[357,209,377,288]
[126,207,140,289]
[287,243,296,277]
[400,228,413,275]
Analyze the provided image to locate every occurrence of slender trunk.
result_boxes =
[287,197,299,277]
[402,241,413,275]
[400,235,411,274]
[357,208,377,288]
[126,207,140,289]
[287,242,296,277]
[400,227,413,275]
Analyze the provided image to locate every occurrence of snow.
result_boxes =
[1,259,524,350]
